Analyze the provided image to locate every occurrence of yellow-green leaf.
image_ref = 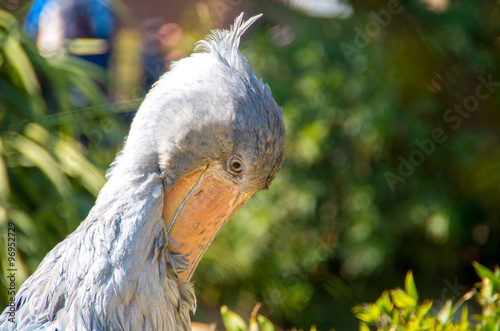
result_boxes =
[390,289,417,309]
[3,31,45,116]
[54,136,105,196]
[436,300,452,324]
[257,315,276,331]
[13,134,71,196]
[459,304,469,331]
[375,290,394,313]
[359,322,370,331]
[0,10,19,33]
[352,304,380,324]
[221,305,248,331]
[473,262,496,282]
[405,270,419,302]
[416,300,433,319]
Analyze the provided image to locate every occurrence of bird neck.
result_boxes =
[89,168,164,268]
[41,172,195,330]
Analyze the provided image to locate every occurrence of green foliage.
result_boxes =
[221,305,277,331]
[219,264,500,331]
[353,264,500,330]
[221,304,316,331]
[473,262,500,329]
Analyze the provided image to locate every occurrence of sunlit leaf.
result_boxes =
[459,304,469,331]
[375,290,394,313]
[257,315,276,331]
[0,10,18,33]
[390,289,417,310]
[12,133,71,196]
[416,300,433,319]
[54,136,106,196]
[221,305,248,331]
[473,262,496,281]
[352,304,380,324]
[359,322,370,331]
[405,270,419,302]
[436,300,452,325]
[473,262,500,291]
[1,13,45,116]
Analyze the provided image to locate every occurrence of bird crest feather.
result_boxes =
[195,12,262,67]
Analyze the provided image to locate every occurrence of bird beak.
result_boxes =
[162,165,251,281]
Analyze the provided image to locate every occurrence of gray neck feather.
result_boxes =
[3,169,195,330]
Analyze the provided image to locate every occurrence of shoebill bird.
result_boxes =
[0,13,285,330]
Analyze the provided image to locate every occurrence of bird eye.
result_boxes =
[228,155,244,174]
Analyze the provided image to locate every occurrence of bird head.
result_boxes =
[111,13,285,281]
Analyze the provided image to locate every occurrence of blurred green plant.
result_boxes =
[221,304,276,331]
[0,9,128,306]
[218,263,500,331]
[221,303,317,331]
[352,263,500,331]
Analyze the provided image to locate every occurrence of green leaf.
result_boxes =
[459,304,469,331]
[221,306,248,331]
[436,300,452,325]
[257,315,276,331]
[375,290,394,313]
[473,262,496,282]
[0,10,19,33]
[405,270,419,302]
[1,15,45,116]
[352,304,380,324]
[54,136,105,196]
[392,308,399,326]
[359,322,370,331]
[473,262,500,291]
[416,300,433,319]
[390,289,417,309]
[12,133,71,196]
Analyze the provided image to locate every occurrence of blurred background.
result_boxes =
[1,0,500,329]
